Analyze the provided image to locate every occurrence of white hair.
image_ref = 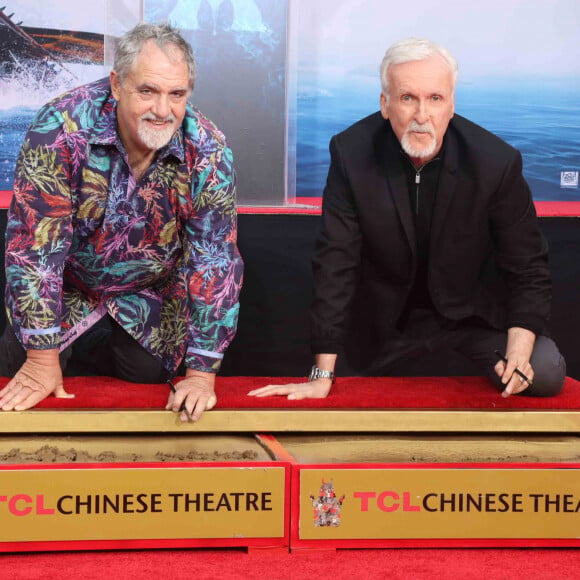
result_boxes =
[379,38,458,99]
[114,22,196,90]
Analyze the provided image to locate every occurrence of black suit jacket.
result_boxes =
[310,112,551,369]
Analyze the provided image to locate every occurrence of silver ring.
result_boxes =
[518,376,525,383]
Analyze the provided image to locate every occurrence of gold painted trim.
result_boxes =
[0,409,579,433]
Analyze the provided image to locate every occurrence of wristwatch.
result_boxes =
[308,365,335,382]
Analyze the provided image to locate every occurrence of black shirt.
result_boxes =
[400,146,444,315]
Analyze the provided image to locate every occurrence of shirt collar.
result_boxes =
[399,133,447,172]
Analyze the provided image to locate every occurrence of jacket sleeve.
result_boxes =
[489,150,551,335]
[310,135,363,353]
[5,104,73,350]
[181,140,243,373]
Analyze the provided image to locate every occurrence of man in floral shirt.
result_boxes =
[0,23,243,421]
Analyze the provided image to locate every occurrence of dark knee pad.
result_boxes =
[524,337,566,397]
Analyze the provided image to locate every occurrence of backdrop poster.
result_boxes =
[0,0,288,207]
[0,0,139,194]
[289,0,580,202]
[146,0,288,206]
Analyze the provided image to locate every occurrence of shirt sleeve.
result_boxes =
[5,103,73,350]
[182,139,243,373]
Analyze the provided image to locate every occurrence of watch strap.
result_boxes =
[309,365,335,382]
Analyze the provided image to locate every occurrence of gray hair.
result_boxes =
[113,22,197,89]
[379,38,458,98]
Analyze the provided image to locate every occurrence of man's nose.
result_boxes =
[414,100,429,124]
[152,94,170,118]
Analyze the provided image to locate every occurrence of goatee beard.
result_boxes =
[401,121,437,160]
[138,113,177,150]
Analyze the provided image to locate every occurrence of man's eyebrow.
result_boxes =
[135,82,189,93]
[133,82,157,91]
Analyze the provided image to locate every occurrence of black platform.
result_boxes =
[1,211,579,379]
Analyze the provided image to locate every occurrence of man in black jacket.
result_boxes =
[249,38,565,401]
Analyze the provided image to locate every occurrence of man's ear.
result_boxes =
[110,70,121,101]
[380,92,389,120]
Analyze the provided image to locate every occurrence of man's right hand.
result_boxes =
[247,378,333,400]
[249,354,337,400]
[0,349,73,411]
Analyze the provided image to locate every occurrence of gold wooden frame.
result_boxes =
[1,408,579,433]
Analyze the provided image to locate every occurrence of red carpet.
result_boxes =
[0,375,577,410]
[2,547,579,579]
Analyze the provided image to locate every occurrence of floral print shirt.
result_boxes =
[5,77,243,374]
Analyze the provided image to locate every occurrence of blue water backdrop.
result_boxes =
[0,0,288,206]
[0,59,102,191]
[0,107,35,189]
[2,73,579,202]
[295,73,580,200]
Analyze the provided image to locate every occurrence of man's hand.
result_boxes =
[249,354,337,401]
[0,349,73,411]
[248,378,333,400]
[495,327,536,397]
[165,369,217,422]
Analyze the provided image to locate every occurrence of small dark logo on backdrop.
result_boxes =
[309,479,345,527]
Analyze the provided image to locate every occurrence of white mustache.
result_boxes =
[407,121,435,137]
[141,113,176,123]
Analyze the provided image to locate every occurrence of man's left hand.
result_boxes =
[495,327,536,397]
[165,370,217,422]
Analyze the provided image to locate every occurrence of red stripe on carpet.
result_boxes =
[2,192,580,216]
[238,206,321,215]
[0,376,578,410]
[0,190,12,208]
[293,197,322,207]
[534,201,580,216]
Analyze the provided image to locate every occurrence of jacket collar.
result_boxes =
[430,121,459,250]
